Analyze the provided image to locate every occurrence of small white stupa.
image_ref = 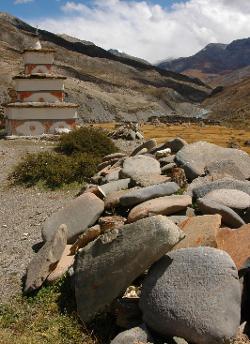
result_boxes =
[5,37,78,136]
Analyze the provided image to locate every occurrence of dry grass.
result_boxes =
[96,123,250,155]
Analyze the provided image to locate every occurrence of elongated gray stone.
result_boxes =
[120,182,180,207]
[140,247,241,344]
[197,198,245,228]
[75,216,184,323]
[42,193,104,243]
[100,179,131,195]
[204,189,250,210]
[193,178,250,199]
[25,224,67,293]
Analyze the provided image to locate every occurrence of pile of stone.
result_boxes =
[108,122,144,140]
[24,136,250,344]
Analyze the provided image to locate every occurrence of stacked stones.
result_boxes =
[5,39,78,136]
[25,137,250,344]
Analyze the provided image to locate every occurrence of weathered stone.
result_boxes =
[173,215,221,250]
[130,139,157,156]
[121,155,161,180]
[159,155,175,166]
[175,141,250,180]
[204,189,250,210]
[151,137,187,154]
[171,167,187,188]
[185,176,213,197]
[102,153,127,162]
[75,216,184,323]
[101,167,121,183]
[134,174,171,187]
[25,224,67,293]
[197,198,245,228]
[98,159,119,171]
[100,179,131,195]
[161,163,176,174]
[47,245,75,283]
[98,216,126,231]
[104,188,139,210]
[193,178,250,199]
[120,182,180,208]
[82,185,106,199]
[42,193,104,243]
[206,160,246,181]
[216,225,250,269]
[168,215,188,225]
[140,247,241,344]
[70,225,101,255]
[110,325,153,344]
[128,195,192,223]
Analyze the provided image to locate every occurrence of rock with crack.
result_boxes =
[74,215,184,323]
[127,195,192,223]
[197,198,245,228]
[140,247,241,344]
[175,141,250,181]
[24,224,67,293]
[120,182,180,208]
[42,192,104,244]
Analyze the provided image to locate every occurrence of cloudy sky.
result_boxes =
[1,0,250,63]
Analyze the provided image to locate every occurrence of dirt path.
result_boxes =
[0,139,76,303]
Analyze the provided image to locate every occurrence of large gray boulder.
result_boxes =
[197,198,245,228]
[42,193,104,243]
[120,182,180,207]
[74,216,184,323]
[110,325,153,344]
[25,224,67,293]
[175,141,250,180]
[140,247,241,344]
[193,178,250,199]
[121,155,161,180]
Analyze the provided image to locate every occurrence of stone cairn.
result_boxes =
[24,136,250,344]
[108,122,144,140]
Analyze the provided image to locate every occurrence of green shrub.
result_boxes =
[11,151,100,189]
[57,127,118,157]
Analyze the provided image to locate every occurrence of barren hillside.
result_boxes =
[0,12,211,123]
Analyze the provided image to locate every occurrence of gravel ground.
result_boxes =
[0,139,76,303]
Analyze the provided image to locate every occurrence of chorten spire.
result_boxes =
[33,26,42,50]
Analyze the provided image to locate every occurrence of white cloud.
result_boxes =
[32,0,250,63]
[14,0,33,4]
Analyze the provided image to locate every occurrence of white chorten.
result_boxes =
[5,39,78,136]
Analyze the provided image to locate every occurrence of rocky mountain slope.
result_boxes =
[203,78,250,128]
[0,12,211,123]
[158,38,250,86]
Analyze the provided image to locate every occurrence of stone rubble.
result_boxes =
[24,136,250,344]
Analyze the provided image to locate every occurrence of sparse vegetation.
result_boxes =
[57,127,118,157]
[0,278,95,344]
[10,127,117,189]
